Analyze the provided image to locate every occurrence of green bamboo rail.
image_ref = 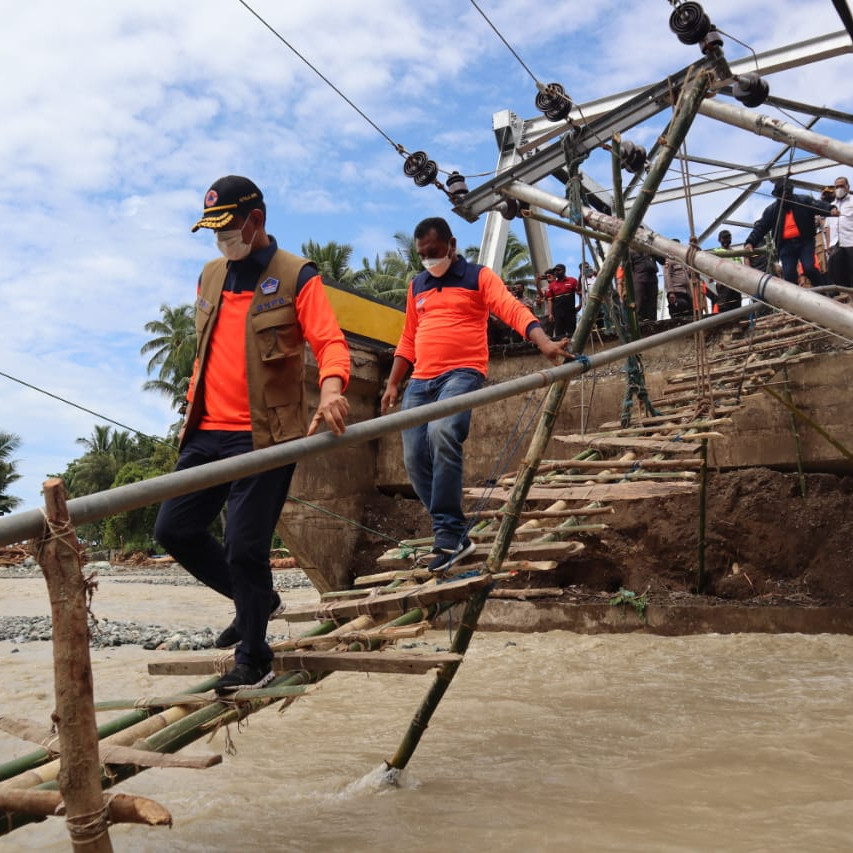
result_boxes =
[697,438,708,593]
[384,65,717,774]
[0,595,453,836]
[610,134,641,344]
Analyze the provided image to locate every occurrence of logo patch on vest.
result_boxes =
[255,296,288,313]
[260,277,280,295]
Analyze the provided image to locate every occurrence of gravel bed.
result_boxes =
[0,559,313,592]
[0,615,233,651]
[0,559,311,649]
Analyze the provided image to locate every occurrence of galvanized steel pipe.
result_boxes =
[698,97,853,168]
[501,181,853,340]
[0,304,757,547]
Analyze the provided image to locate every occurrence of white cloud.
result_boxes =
[1,0,852,515]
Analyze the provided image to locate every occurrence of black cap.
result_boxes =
[192,175,263,232]
[553,263,566,274]
[771,178,788,198]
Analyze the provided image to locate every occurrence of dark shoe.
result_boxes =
[213,663,275,695]
[214,592,282,649]
[425,538,477,573]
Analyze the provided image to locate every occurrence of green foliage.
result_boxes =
[57,426,177,548]
[301,240,356,284]
[463,231,533,282]
[102,452,177,552]
[609,587,649,622]
[351,231,423,307]
[351,252,410,306]
[141,303,196,412]
[0,432,22,516]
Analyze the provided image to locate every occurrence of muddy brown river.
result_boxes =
[0,578,850,851]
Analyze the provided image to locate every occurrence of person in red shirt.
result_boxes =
[155,176,350,695]
[541,263,581,337]
[380,217,570,572]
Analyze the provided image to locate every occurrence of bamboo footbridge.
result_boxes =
[374,299,852,599]
[0,298,841,848]
[3,49,853,845]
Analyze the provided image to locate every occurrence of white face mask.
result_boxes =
[421,254,452,277]
[836,187,848,200]
[216,221,256,261]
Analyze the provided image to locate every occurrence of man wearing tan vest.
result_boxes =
[155,176,350,695]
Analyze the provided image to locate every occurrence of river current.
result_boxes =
[0,578,850,852]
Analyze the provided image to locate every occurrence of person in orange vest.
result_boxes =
[154,175,351,695]
[744,178,834,287]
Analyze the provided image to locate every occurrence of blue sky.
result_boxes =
[2,0,852,513]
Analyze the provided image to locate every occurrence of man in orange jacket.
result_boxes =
[380,217,570,572]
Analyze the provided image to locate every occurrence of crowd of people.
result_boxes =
[520,175,853,330]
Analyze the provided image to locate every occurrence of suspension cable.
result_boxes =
[0,370,174,447]
[235,0,406,155]
[467,0,540,85]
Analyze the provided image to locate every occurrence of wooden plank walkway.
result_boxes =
[149,651,463,677]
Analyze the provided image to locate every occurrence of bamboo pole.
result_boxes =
[697,440,708,593]
[0,791,171,827]
[34,479,113,852]
[0,301,759,551]
[521,208,614,245]
[610,134,641,343]
[504,183,853,341]
[0,676,220,785]
[759,384,853,463]
[0,618,342,834]
[0,604,447,838]
[474,506,616,519]
[384,67,716,775]
[698,97,853,167]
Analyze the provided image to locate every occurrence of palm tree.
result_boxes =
[353,232,421,306]
[141,303,196,411]
[75,424,114,456]
[301,240,355,284]
[500,231,534,282]
[71,425,124,497]
[0,432,22,516]
[389,231,422,273]
[352,253,410,306]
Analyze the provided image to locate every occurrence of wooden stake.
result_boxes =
[33,478,113,852]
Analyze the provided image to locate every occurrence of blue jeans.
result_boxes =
[154,430,295,669]
[401,368,484,550]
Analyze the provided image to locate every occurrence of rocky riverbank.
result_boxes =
[0,558,314,650]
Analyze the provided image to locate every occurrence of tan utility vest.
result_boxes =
[183,249,311,450]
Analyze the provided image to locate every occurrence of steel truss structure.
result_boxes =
[453,30,853,276]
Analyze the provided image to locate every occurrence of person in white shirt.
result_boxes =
[827,176,853,286]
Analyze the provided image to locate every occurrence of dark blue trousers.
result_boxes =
[154,430,295,668]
